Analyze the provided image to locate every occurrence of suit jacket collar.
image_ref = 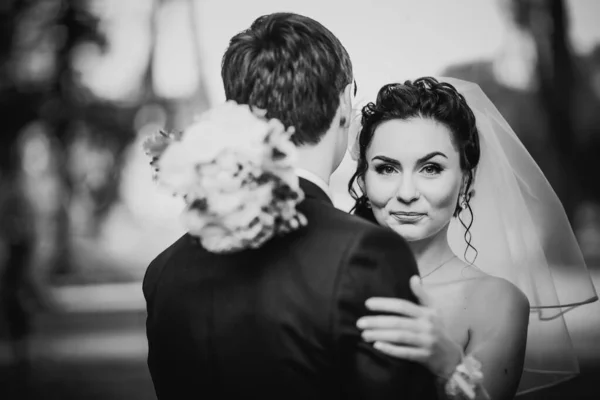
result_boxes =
[299,177,333,206]
[295,168,331,199]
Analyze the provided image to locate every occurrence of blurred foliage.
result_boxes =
[443,0,600,227]
[0,0,143,280]
[0,0,210,282]
[0,0,138,195]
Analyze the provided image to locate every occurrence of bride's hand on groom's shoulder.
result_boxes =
[356,276,463,378]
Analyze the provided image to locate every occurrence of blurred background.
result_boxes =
[0,0,599,398]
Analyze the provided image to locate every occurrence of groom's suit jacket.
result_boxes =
[143,178,438,399]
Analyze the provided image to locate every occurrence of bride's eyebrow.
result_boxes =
[416,151,447,164]
[371,155,400,165]
[371,152,447,165]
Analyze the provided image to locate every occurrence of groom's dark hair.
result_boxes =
[221,13,353,145]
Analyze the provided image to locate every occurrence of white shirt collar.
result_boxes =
[295,168,332,201]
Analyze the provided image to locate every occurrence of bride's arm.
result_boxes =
[357,276,529,400]
[463,278,529,400]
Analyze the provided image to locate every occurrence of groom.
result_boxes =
[144,12,438,399]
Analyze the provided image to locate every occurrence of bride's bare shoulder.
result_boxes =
[460,267,530,316]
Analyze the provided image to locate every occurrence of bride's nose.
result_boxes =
[395,175,420,204]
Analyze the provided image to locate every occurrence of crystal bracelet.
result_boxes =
[444,354,486,400]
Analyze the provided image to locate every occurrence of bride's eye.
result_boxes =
[421,163,442,175]
[375,164,397,175]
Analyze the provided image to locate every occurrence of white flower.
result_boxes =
[156,141,200,194]
[147,101,306,254]
[183,102,270,161]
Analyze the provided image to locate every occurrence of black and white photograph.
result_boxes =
[1,0,599,399]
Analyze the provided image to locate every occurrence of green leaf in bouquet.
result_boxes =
[142,130,183,159]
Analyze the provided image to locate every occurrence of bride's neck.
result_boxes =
[408,225,455,274]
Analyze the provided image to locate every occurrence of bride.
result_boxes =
[349,77,598,399]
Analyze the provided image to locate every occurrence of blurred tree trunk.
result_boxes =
[146,0,210,132]
[188,0,212,113]
[526,0,580,222]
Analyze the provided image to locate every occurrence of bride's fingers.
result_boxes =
[356,316,421,331]
[365,297,424,317]
[373,341,430,361]
[361,329,427,347]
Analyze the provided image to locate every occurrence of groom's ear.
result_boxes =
[339,82,353,128]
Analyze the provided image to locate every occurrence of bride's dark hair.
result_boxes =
[349,77,481,256]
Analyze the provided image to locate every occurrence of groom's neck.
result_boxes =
[295,144,335,185]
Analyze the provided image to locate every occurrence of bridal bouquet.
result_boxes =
[143,101,306,253]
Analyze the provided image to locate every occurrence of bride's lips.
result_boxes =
[390,211,426,223]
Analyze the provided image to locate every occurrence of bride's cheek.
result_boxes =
[366,176,396,208]
[432,183,460,212]
[420,176,459,210]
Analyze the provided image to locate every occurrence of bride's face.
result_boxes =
[363,117,463,242]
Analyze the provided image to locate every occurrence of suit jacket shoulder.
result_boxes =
[143,233,193,303]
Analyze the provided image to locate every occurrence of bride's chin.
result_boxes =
[385,221,426,242]
[396,232,426,243]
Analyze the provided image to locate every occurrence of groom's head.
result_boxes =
[221,13,354,151]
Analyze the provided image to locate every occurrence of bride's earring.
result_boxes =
[459,194,467,210]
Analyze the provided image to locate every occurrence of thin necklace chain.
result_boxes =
[420,255,457,280]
